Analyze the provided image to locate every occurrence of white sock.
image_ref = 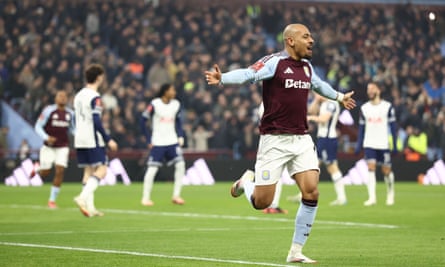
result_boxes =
[49,186,60,202]
[142,166,158,201]
[290,243,303,253]
[243,180,255,204]
[384,172,395,196]
[79,176,99,201]
[173,161,185,198]
[331,171,346,202]
[87,192,96,211]
[367,171,376,201]
[269,180,282,208]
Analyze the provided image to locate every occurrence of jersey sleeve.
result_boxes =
[140,103,154,144]
[358,106,365,125]
[220,54,279,85]
[309,63,339,101]
[34,106,52,140]
[91,96,104,115]
[142,103,154,119]
[388,104,396,123]
[67,108,76,136]
[175,106,185,138]
[91,96,110,143]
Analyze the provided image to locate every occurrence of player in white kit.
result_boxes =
[307,94,347,205]
[73,64,118,217]
[140,83,186,206]
[355,82,397,206]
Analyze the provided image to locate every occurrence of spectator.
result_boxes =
[192,124,213,151]
[1,1,445,157]
[17,139,31,162]
[404,124,428,161]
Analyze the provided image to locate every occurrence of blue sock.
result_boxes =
[292,200,318,245]
[49,186,60,202]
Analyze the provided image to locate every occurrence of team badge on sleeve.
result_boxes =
[95,98,102,107]
[249,61,265,72]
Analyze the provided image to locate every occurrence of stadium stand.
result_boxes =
[1,0,445,161]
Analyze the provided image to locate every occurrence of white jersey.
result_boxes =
[317,100,340,138]
[359,100,396,149]
[143,98,181,146]
[74,87,106,148]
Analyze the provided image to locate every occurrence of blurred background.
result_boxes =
[1,0,445,181]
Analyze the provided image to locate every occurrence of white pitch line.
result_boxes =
[1,204,399,229]
[0,241,298,267]
[0,227,292,236]
[0,226,356,237]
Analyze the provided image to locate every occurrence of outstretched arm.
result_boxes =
[205,56,277,86]
[310,65,356,110]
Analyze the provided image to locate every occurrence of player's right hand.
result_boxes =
[47,136,57,145]
[108,139,118,151]
[204,64,222,85]
[341,91,356,110]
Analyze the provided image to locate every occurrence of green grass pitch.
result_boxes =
[0,182,444,267]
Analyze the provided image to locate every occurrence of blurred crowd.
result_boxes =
[1,0,445,160]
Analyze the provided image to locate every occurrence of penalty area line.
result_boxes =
[0,241,296,267]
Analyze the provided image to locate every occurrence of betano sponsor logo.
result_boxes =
[51,120,70,127]
[284,79,311,89]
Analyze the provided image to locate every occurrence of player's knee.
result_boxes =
[39,169,51,178]
[381,166,391,175]
[301,187,319,200]
[251,192,274,209]
[251,196,272,210]
[367,163,377,172]
[175,160,185,172]
[94,165,108,179]
[53,178,63,187]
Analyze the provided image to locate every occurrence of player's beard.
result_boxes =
[368,93,377,100]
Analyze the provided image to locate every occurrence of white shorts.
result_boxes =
[39,145,70,169]
[254,134,319,186]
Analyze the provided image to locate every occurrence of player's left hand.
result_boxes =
[108,139,118,151]
[178,137,184,147]
[204,64,222,85]
[341,91,356,110]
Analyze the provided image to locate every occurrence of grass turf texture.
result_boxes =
[0,182,444,267]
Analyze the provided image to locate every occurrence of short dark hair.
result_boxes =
[85,64,105,83]
[157,83,172,98]
[369,81,383,90]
